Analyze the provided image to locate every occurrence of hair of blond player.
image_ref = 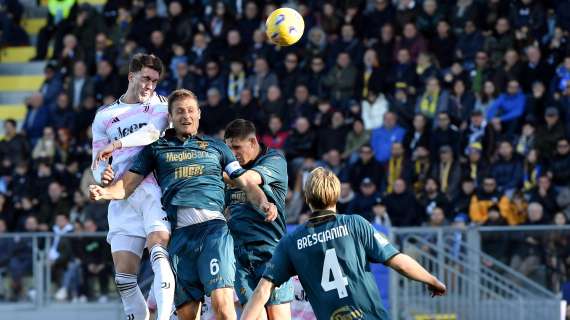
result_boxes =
[304,167,341,210]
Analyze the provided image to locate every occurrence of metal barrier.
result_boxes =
[389,226,564,320]
[0,226,567,319]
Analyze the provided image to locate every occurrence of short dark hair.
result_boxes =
[4,119,16,127]
[129,53,164,77]
[224,119,257,140]
[167,89,198,114]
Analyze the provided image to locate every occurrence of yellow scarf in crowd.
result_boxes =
[420,89,439,117]
[387,157,402,193]
[440,161,452,192]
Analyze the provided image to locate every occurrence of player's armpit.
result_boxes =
[240,278,276,320]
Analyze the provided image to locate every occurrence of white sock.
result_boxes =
[115,273,149,320]
[150,245,175,320]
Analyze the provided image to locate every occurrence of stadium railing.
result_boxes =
[0,226,568,320]
[389,226,567,320]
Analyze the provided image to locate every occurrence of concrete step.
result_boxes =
[21,17,46,35]
[0,92,34,104]
[0,75,43,91]
[0,61,45,75]
[0,104,27,120]
[0,46,52,63]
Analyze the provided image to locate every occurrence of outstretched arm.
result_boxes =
[385,254,446,296]
[89,171,145,201]
[94,123,162,165]
[241,278,276,320]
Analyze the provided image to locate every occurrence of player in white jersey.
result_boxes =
[91,54,174,320]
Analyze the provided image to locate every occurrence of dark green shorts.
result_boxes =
[234,243,293,306]
[169,219,235,308]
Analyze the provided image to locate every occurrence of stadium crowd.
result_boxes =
[1,0,570,303]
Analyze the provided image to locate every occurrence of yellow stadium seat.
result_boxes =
[0,76,44,92]
[21,18,47,35]
[0,104,27,120]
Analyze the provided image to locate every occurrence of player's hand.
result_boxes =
[262,202,278,222]
[93,141,121,169]
[101,165,115,187]
[428,279,446,297]
[89,184,108,201]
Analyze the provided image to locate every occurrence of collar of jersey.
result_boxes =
[164,128,204,143]
[307,210,337,225]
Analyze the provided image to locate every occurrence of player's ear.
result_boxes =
[127,72,134,82]
[197,107,201,119]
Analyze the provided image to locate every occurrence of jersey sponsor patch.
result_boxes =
[330,305,365,320]
[374,232,389,248]
[225,161,242,176]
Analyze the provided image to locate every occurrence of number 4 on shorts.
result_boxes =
[321,248,349,299]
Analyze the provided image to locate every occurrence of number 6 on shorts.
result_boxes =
[210,258,220,275]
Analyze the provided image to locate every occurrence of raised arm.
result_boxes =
[89,171,145,201]
[240,278,276,320]
[385,254,446,296]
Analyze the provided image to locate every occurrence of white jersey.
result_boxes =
[91,93,169,190]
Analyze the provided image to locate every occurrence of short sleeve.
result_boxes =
[218,142,245,179]
[129,144,156,177]
[251,153,287,186]
[354,216,399,264]
[263,237,296,286]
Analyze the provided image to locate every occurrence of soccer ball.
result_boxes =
[265,8,305,46]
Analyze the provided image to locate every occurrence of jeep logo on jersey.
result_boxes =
[330,306,364,320]
[117,122,148,138]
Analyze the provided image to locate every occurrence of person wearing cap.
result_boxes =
[347,177,382,222]
[535,107,565,159]
[372,197,392,228]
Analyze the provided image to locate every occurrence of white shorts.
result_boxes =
[107,184,170,256]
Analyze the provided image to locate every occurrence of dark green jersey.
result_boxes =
[129,130,245,219]
[264,214,399,320]
[226,147,288,249]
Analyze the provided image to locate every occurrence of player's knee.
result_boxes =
[112,251,141,275]
[267,303,291,320]
[147,231,170,248]
[211,288,236,319]
[115,273,139,298]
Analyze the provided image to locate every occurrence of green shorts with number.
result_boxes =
[234,243,294,306]
[169,219,235,308]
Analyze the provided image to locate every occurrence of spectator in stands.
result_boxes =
[494,49,523,92]
[0,119,29,166]
[417,178,452,222]
[342,119,370,163]
[287,84,315,126]
[515,122,536,158]
[247,56,278,103]
[231,89,260,127]
[93,59,121,101]
[66,60,94,110]
[384,142,411,193]
[548,138,570,189]
[371,197,391,229]
[453,178,476,217]
[31,127,56,163]
[371,112,406,164]
[430,145,462,200]
[525,81,548,125]
[388,48,417,94]
[415,77,449,121]
[535,107,566,160]
[50,93,76,133]
[200,87,234,136]
[474,80,498,114]
[323,51,358,106]
[456,20,485,66]
[200,60,226,101]
[40,63,63,109]
[147,30,171,70]
[363,0,395,41]
[431,112,460,157]
[357,49,385,100]
[403,113,430,156]
[410,145,431,194]
[347,177,381,222]
[50,213,74,301]
[278,53,305,100]
[522,149,541,192]
[529,175,559,220]
[346,144,384,192]
[486,79,526,136]
[38,182,70,231]
[317,111,348,157]
[362,90,389,131]
[491,140,524,195]
[521,46,552,93]
[260,115,288,151]
[8,215,39,301]
[283,117,317,169]
[384,178,419,226]
[305,55,327,102]
[226,59,247,105]
[469,176,511,224]
[510,202,547,285]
